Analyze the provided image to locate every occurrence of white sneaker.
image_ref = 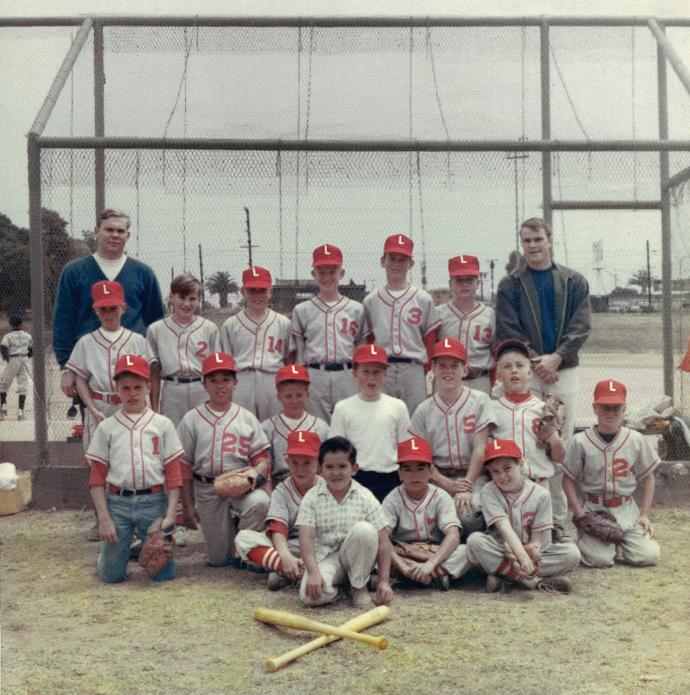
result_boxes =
[174,526,188,547]
[17,409,25,420]
[351,586,373,609]
[267,571,290,591]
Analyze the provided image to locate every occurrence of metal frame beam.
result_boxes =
[552,200,662,210]
[666,164,690,191]
[94,20,105,214]
[648,18,690,97]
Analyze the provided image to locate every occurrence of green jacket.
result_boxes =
[495,262,591,369]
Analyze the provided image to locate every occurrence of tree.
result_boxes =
[205,271,239,308]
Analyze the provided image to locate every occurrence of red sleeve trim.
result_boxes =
[266,519,289,538]
[164,457,183,489]
[250,451,270,468]
[179,461,193,481]
[88,461,108,487]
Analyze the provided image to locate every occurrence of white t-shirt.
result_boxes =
[93,253,128,281]
[329,393,410,474]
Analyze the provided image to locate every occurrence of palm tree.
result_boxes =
[205,271,239,308]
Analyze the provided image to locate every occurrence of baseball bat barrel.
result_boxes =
[255,607,389,651]
[264,606,391,672]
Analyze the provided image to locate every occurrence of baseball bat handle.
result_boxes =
[255,607,388,650]
[264,606,391,672]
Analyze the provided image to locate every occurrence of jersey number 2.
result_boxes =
[195,341,208,358]
[612,458,631,478]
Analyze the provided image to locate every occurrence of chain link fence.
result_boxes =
[1,19,689,444]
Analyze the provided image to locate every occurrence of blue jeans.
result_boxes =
[98,491,176,583]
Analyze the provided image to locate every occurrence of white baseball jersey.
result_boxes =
[382,484,460,543]
[267,476,313,540]
[67,328,152,395]
[480,478,553,543]
[147,316,219,377]
[177,402,270,477]
[1,330,32,357]
[291,295,366,364]
[220,309,291,371]
[409,389,495,473]
[363,285,440,363]
[437,301,495,370]
[562,426,660,498]
[86,408,183,488]
[493,395,554,480]
[262,413,329,480]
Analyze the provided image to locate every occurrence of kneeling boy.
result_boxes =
[383,437,471,589]
[297,436,394,608]
[87,354,183,583]
[467,439,580,593]
[562,379,660,568]
[235,430,321,590]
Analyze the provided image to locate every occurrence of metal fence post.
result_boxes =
[28,135,49,466]
[656,26,674,398]
[94,20,105,214]
[540,20,552,229]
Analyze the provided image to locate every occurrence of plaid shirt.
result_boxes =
[296,478,386,561]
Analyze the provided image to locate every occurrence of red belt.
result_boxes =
[108,484,164,497]
[586,493,631,508]
[91,390,121,404]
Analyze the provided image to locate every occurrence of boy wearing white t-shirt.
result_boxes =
[329,344,410,501]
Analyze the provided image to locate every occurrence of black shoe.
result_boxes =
[67,404,78,419]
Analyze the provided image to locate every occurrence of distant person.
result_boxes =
[0,314,32,420]
[53,208,164,401]
[495,217,591,541]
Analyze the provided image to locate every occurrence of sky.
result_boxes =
[1,0,689,295]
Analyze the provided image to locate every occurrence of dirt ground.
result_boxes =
[1,507,688,695]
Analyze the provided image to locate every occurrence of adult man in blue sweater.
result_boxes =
[53,208,164,395]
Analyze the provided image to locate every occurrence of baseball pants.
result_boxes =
[466,532,581,581]
[98,491,176,583]
[234,369,282,421]
[83,401,120,451]
[306,367,358,423]
[160,380,207,427]
[194,479,270,566]
[383,362,426,415]
[439,543,473,579]
[0,356,29,395]
[577,499,660,568]
[235,529,301,561]
[299,521,378,606]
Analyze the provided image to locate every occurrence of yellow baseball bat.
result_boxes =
[264,605,391,672]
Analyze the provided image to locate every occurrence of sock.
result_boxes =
[175,500,185,526]
[18,395,26,410]
[248,546,283,572]
[496,559,520,581]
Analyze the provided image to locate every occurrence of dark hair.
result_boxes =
[519,217,552,239]
[170,273,202,297]
[318,436,357,465]
[9,314,24,328]
[97,208,131,228]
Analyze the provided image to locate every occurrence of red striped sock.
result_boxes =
[496,559,520,581]
[248,546,284,572]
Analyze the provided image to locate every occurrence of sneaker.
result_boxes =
[17,409,25,420]
[537,575,572,594]
[174,526,188,547]
[431,574,450,591]
[67,404,78,419]
[267,571,291,591]
[485,574,502,593]
[85,522,100,542]
[351,586,373,609]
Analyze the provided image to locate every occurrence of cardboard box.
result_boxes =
[0,472,32,516]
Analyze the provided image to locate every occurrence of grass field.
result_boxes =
[1,508,688,695]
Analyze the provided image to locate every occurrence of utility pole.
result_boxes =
[506,152,529,254]
[240,207,259,267]
[198,244,205,312]
[479,272,486,301]
[489,259,496,303]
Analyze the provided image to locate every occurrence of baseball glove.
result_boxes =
[575,509,625,544]
[139,517,174,578]
[535,393,566,445]
[213,467,267,498]
[393,541,439,563]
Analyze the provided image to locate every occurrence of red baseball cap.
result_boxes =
[276,364,310,385]
[353,343,389,366]
[383,234,414,257]
[242,266,272,289]
[202,352,236,376]
[483,439,523,465]
[397,437,433,465]
[493,338,531,361]
[448,255,480,277]
[593,379,627,405]
[114,354,150,380]
[287,430,321,457]
[312,244,343,267]
[91,281,125,308]
[431,337,468,363]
